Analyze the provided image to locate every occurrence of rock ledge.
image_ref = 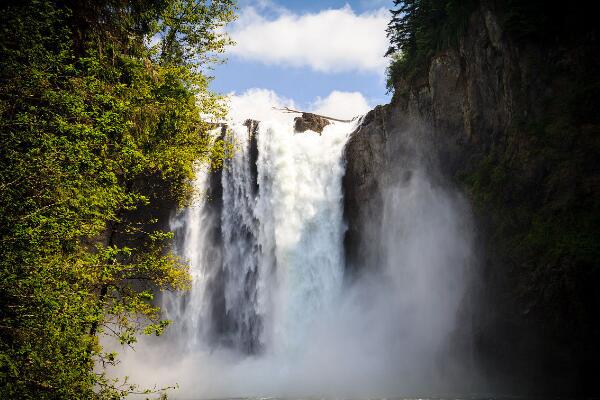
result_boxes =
[293,113,330,134]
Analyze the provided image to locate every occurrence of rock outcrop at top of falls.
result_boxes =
[294,112,330,134]
[343,2,599,395]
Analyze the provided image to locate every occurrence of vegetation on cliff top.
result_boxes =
[385,0,598,89]
[385,0,477,87]
[0,0,235,398]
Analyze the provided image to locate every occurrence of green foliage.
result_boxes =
[384,1,599,91]
[385,0,477,89]
[499,0,598,44]
[459,68,600,343]
[0,0,236,398]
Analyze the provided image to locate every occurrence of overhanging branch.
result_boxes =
[272,107,355,123]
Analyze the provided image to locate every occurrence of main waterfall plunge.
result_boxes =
[167,117,348,357]
[117,111,476,398]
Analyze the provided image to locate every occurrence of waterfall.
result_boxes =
[218,120,262,353]
[116,110,475,399]
[165,116,353,358]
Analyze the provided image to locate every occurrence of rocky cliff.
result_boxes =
[343,1,599,395]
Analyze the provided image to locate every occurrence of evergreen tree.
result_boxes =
[385,0,476,88]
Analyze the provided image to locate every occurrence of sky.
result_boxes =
[211,0,393,120]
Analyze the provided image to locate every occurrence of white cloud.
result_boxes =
[229,5,389,74]
[227,89,372,123]
[311,91,371,120]
[227,88,296,123]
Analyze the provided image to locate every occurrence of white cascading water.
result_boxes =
[116,106,475,399]
[217,120,262,353]
[255,118,349,353]
[164,114,353,359]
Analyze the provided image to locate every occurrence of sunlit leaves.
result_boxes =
[0,0,236,398]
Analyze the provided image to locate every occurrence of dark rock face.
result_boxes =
[343,106,397,272]
[342,108,387,274]
[244,119,260,195]
[293,112,330,134]
[343,2,599,395]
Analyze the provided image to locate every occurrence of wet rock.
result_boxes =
[244,119,260,195]
[293,112,330,134]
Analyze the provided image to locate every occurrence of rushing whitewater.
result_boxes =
[116,107,475,398]
[166,116,351,357]
[255,118,349,354]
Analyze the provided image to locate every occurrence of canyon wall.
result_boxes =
[343,1,599,395]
